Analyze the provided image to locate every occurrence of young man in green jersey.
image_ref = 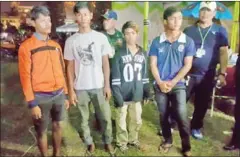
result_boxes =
[102,10,124,59]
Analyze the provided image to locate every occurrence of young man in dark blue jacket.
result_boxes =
[111,21,150,152]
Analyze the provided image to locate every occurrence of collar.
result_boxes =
[33,32,49,41]
[105,29,118,36]
[159,32,186,43]
[124,43,143,55]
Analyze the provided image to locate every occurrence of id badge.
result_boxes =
[196,48,206,58]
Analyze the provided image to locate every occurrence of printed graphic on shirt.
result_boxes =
[76,42,95,66]
[158,47,164,53]
[121,54,145,82]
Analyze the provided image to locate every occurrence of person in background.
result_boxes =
[93,10,125,131]
[183,1,229,140]
[149,6,195,157]
[102,10,124,59]
[223,44,240,151]
[18,6,69,156]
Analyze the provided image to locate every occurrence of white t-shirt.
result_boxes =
[64,30,112,90]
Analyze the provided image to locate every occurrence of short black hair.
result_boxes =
[122,21,139,34]
[73,2,94,14]
[163,6,181,20]
[30,6,50,21]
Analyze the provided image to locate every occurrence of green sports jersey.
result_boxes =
[111,43,150,107]
[103,29,124,53]
[103,29,124,68]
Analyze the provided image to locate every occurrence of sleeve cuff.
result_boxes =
[65,94,69,100]
[28,99,38,109]
[114,98,124,108]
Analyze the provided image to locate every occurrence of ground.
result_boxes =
[1,62,239,156]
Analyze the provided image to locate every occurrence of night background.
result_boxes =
[0,1,239,157]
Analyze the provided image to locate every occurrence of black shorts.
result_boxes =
[32,93,65,133]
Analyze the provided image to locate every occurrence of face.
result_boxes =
[26,17,33,26]
[32,14,51,35]
[124,28,138,45]
[166,11,183,31]
[75,8,93,28]
[199,8,215,23]
[103,18,115,31]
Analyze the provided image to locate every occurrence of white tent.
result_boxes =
[56,23,78,33]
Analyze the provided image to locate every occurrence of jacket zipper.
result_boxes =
[46,41,57,90]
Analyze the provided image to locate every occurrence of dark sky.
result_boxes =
[1,1,43,13]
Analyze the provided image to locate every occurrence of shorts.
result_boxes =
[32,93,65,133]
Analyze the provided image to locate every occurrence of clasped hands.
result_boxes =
[158,80,177,93]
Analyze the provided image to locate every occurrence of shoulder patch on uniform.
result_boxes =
[158,47,164,53]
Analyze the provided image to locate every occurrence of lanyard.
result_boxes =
[198,25,212,49]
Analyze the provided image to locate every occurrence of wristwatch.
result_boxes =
[219,72,227,77]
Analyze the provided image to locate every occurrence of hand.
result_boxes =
[65,99,70,110]
[217,75,227,87]
[158,81,171,93]
[143,99,149,105]
[104,86,111,101]
[69,91,78,106]
[166,80,178,91]
[116,39,123,47]
[31,106,42,119]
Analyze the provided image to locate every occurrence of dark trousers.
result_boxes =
[155,86,191,152]
[187,70,215,130]
[231,57,240,147]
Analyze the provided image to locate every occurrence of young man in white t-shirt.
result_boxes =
[64,2,114,155]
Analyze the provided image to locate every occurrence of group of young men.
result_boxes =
[18,1,239,157]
